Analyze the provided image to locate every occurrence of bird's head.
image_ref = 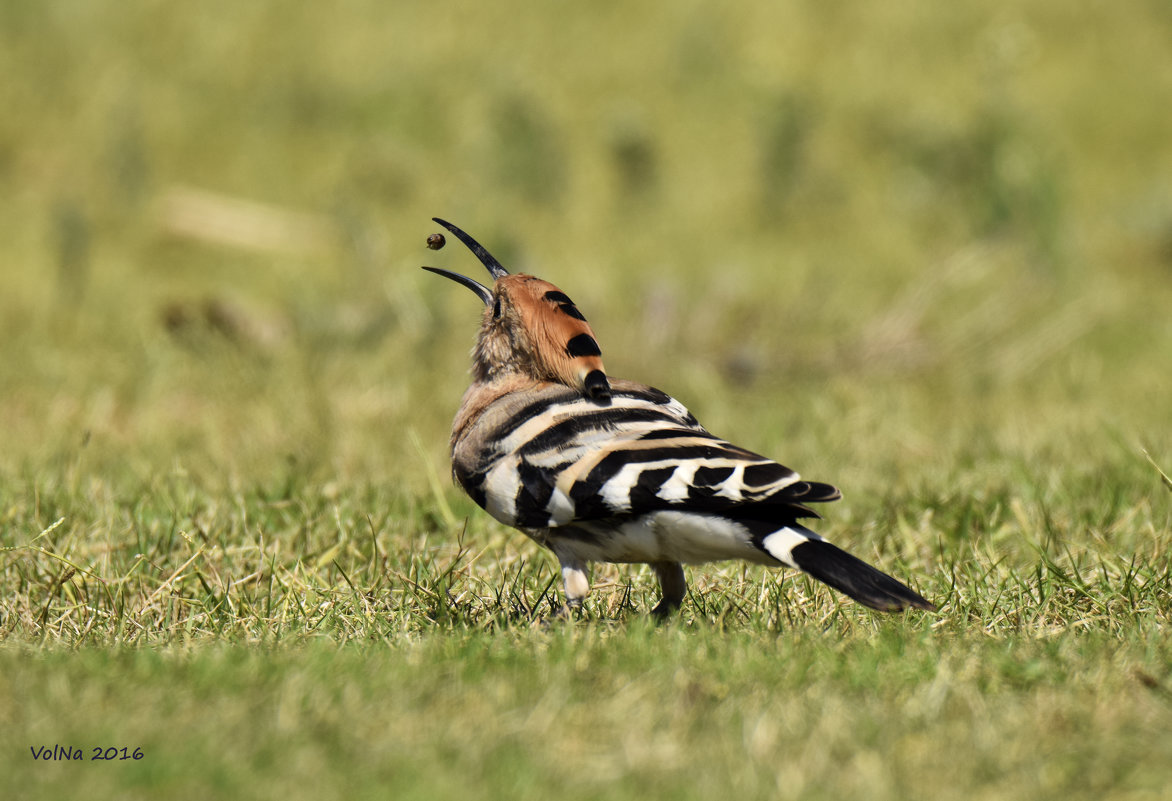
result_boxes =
[423,218,612,403]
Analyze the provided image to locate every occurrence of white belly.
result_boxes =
[528,511,778,566]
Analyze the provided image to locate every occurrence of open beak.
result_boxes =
[421,218,511,306]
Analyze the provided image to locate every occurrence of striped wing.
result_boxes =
[452,380,840,529]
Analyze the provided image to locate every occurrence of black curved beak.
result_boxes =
[421,266,494,307]
[431,218,510,281]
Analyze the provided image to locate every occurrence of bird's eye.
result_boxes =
[492,296,502,319]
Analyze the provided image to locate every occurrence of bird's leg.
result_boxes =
[557,557,591,616]
[650,561,686,618]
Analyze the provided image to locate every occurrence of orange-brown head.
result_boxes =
[423,218,611,403]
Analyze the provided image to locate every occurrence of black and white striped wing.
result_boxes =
[453,381,840,530]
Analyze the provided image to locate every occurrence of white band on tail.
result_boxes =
[761,524,823,568]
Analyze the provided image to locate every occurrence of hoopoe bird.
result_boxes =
[424,218,935,616]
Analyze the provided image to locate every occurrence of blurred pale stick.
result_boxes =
[157,185,333,256]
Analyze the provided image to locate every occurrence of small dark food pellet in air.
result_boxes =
[426,233,446,250]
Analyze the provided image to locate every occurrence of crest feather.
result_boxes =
[502,275,610,402]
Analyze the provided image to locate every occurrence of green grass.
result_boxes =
[3,1,1172,799]
[3,630,1170,801]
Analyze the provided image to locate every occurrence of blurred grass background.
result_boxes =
[2,1,1172,799]
[2,0,1169,490]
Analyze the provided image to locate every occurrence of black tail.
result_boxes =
[790,540,936,612]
